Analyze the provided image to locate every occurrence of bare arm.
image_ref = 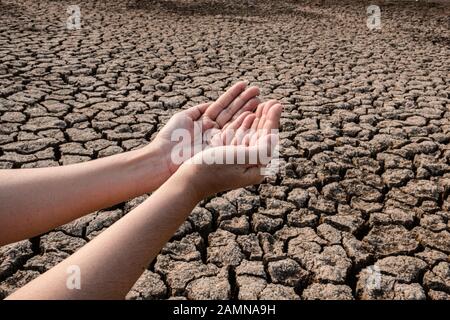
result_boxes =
[7,103,281,300]
[6,167,202,300]
[0,81,260,246]
[0,143,168,246]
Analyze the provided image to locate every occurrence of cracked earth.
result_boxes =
[1,0,450,300]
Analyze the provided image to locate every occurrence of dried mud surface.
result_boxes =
[0,0,449,300]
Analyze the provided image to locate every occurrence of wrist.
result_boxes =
[125,142,171,193]
[173,164,208,202]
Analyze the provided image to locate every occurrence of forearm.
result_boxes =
[6,169,201,300]
[0,142,170,246]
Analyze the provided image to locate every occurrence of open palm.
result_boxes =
[180,99,283,197]
[154,81,261,174]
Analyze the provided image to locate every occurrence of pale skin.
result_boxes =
[0,81,260,246]
[0,82,282,299]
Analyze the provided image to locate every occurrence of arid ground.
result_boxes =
[0,0,449,300]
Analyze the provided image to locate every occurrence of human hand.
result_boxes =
[151,81,261,175]
[176,100,283,199]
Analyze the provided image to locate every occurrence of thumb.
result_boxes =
[202,116,219,131]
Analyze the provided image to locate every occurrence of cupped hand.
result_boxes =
[178,100,283,199]
[151,81,261,175]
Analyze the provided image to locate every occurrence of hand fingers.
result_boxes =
[202,115,219,131]
[254,102,266,118]
[256,133,279,164]
[263,100,278,115]
[257,100,279,130]
[198,102,211,114]
[263,103,283,131]
[215,86,260,127]
[206,128,222,147]
[253,100,280,145]
[244,103,263,145]
[240,133,278,165]
[242,133,252,146]
[220,111,251,144]
[231,113,256,145]
[185,102,211,120]
[230,96,260,121]
[240,114,260,146]
[222,111,251,131]
[204,81,247,121]
[247,100,280,145]
[199,136,276,166]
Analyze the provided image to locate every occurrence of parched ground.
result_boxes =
[0,0,449,300]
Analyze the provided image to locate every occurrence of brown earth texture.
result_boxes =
[0,0,450,300]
